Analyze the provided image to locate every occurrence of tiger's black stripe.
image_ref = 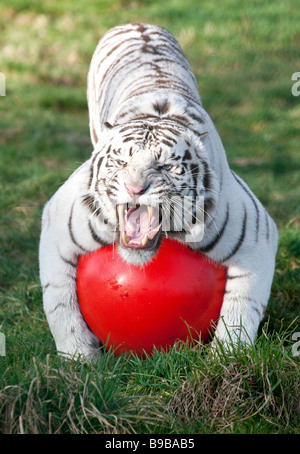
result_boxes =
[48,302,67,315]
[202,160,212,192]
[231,170,259,242]
[88,153,98,190]
[198,203,229,253]
[227,272,252,280]
[59,251,77,268]
[82,194,97,214]
[68,203,91,252]
[88,220,109,246]
[221,206,247,262]
[264,209,270,240]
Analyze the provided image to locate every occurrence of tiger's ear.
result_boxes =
[104,121,114,129]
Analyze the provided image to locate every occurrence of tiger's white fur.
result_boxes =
[39,23,278,359]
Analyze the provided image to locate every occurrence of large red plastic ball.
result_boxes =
[77,239,226,357]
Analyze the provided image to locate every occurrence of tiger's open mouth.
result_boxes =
[117,204,162,250]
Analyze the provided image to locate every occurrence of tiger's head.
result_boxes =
[89,119,215,265]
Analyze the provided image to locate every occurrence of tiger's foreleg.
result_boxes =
[213,244,278,349]
[39,168,102,360]
[200,170,279,349]
[40,257,100,360]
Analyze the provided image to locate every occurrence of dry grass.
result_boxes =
[168,346,300,432]
[1,331,299,434]
[0,356,163,434]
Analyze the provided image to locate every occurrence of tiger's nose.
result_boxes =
[125,183,149,200]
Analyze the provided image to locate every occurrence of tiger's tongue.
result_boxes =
[122,205,160,244]
[125,206,149,239]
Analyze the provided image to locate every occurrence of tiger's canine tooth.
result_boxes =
[117,204,125,218]
[141,234,148,246]
[122,232,130,245]
[117,204,126,231]
[147,205,153,222]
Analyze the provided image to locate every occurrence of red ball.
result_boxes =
[77,239,226,357]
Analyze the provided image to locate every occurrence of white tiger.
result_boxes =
[39,23,278,360]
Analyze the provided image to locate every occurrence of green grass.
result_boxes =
[0,0,299,434]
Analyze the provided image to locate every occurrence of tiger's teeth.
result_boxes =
[141,234,148,246]
[117,204,125,219]
[122,232,130,245]
[148,205,153,222]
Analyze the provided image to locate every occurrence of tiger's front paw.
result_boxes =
[56,334,102,362]
[211,317,254,353]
